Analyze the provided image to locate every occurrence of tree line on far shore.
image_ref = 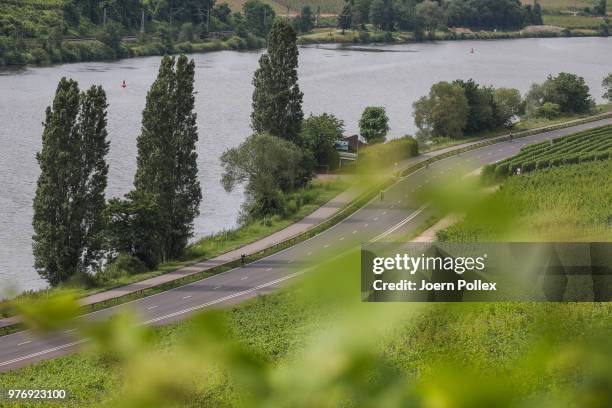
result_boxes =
[338,0,547,37]
[413,72,612,142]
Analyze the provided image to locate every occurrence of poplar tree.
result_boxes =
[74,85,110,271]
[338,0,353,33]
[251,19,304,145]
[133,55,201,262]
[32,79,110,285]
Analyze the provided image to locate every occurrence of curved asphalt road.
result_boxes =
[1,118,611,372]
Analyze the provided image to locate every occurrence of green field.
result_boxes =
[522,0,598,11]
[441,158,612,242]
[543,14,606,28]
[483,124,612,179]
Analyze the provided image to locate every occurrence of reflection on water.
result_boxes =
[1,37,611,293]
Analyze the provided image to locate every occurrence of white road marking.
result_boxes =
[17,341,31,346]
[213,285,221,289]
[241,276,248,280]
[370,205,429,242]
[147,305,158,310]
[397,200,401,204]
[307,251,312,255]
[265,268,272,271]
[64,329,76,334]
[390,205,394,209]
[352,230,357,234]
[143,272,304,326]
[288,259,294,263]
[364,223,369,227]
[182,295,192,300]
[324,244,330,248]
[373,217,379,221]
[339,237,345,241]
[382,211,387,215]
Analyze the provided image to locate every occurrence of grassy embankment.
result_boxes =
[3,122,611,407]
[1,179,347,315]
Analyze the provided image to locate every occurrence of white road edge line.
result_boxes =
[0,340,87,367]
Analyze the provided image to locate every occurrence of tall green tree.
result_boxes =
[359,106,390,143]
[595,0,607,16]
[603,73,612,102]
[295,6,315,33]
[133,55,202,262]
[221,133,304,219]
[413,81,469,139]
[243,0,275,37]
[338,0,353,32]
[415,0,445,37]
[32,78,110,285]
[251,19,304,145]
[452,79,495,133]
[301,113,345,170]
[369,0,395,31]
[74,85,111,271]
[532,1,543,25]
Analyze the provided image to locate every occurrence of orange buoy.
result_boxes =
[121,80,127,88]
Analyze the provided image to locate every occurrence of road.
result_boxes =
[1,118,611,372]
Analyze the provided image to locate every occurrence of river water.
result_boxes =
[1,36,611,294]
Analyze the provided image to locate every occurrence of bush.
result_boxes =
[495,163,510,178]
[536,159,550,169]
[535,102,561,119]
[564,155,580,165]
[358,136,419,169]
[523,161,536,171]
[91,254,148,286]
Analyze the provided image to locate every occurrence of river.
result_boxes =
[1,36,611,294]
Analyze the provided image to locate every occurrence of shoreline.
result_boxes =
[1,29,608,71]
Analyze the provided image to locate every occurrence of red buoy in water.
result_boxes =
[121,80,127,88]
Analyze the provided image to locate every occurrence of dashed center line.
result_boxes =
[373,217,379,221]
[382,211,387,215]
[364,223,369,227]
[147,305,159,310]
[17,341,31,346]
[339,237,345,241]
[64,329,76,334]
[240,276,248,281]
[182,295,192,300]
[307,251,312,256]
[288,259,294,263]
[390,205,394,209]
[265,267,272,271]
[213,285,221,289]
[352,230,357,234]
[324,244,330,248]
